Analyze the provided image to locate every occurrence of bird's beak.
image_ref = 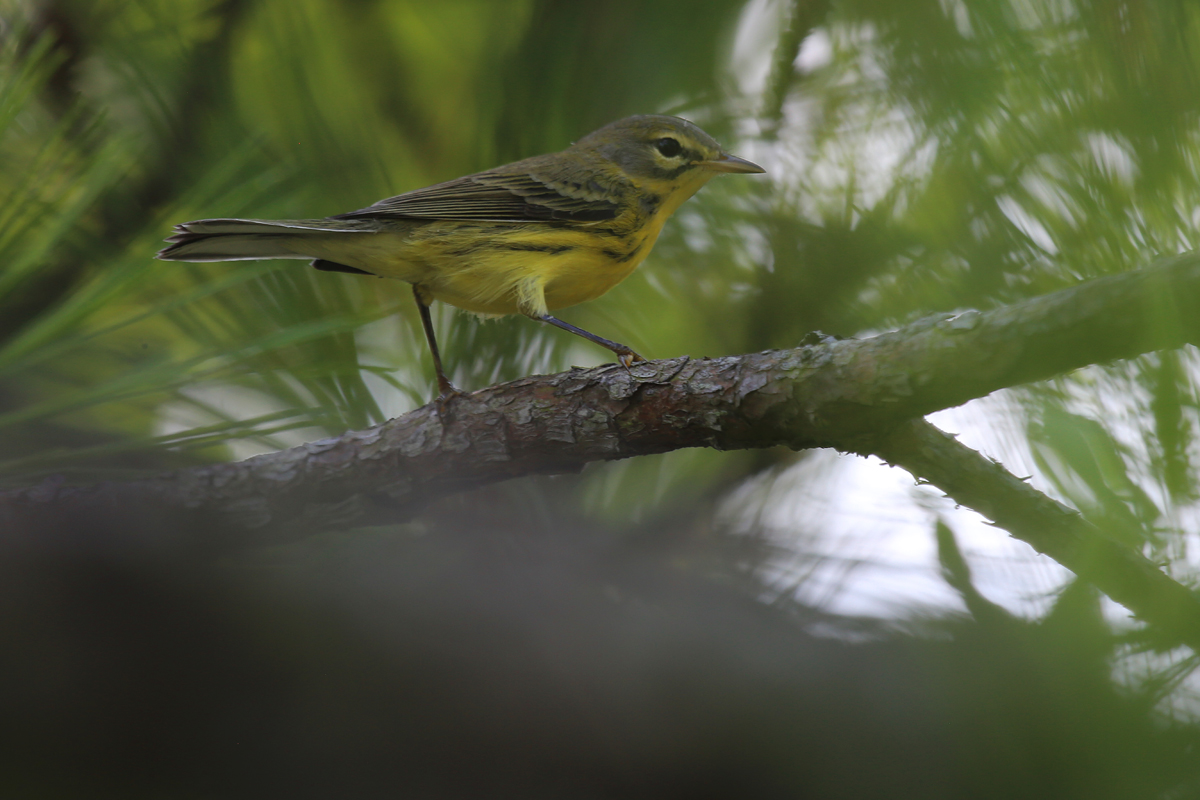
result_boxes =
[697,153,765,174]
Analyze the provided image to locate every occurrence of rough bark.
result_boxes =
[7,251,1200,645]
[7,251,1200,532]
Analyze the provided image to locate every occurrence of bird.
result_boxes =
[157,115,765,403]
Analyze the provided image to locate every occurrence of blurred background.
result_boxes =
[4,0,1200,795]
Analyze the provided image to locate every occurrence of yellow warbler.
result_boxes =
[158,115,764,401]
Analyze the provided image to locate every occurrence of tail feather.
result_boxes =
[157,235,307,262]
[156,218,369,262]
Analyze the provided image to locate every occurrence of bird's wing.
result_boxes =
[332,159,624,224]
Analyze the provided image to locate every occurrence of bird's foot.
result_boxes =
[433,379,465,417]
[617,349,647,370]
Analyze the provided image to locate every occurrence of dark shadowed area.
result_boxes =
[3,497,1195,798]
[3,0,1200,796]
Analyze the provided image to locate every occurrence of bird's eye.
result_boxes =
[655,137,683,158]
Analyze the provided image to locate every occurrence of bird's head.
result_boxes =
[573,115,764,210]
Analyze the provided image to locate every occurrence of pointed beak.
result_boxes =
[697,152,765,174]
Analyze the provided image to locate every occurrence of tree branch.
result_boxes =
[7,251,1200,532]
[861,419,1200,652]
[7,251,1200,645]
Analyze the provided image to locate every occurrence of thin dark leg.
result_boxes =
[413,286,461,401]
[536,315,646,367]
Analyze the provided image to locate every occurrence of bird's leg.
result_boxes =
[535,315,646,368]
[413,285,462,407]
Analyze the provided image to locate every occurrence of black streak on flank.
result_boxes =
[639,192,661,217]
[602,241,643,264]
[496,243,575,254]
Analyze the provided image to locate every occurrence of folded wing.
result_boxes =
[332,160,625,224]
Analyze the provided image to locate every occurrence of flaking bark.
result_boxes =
[5,252,1200,647]
[8,251,1200,531]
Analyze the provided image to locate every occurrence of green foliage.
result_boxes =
[5,0,1200,719]
[0,0,753,484]
[8,1,1200,790]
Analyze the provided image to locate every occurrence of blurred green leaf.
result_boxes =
[5,3,1200,715]
[1029,405,1162,546]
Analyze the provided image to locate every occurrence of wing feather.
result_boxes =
[332,157,626,224]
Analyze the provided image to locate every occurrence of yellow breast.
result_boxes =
[307,168,711,319]
[408,215,668,318]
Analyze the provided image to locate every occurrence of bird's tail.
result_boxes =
[156,218,366,262]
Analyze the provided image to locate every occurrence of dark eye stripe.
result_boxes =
[656,163,695,181]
